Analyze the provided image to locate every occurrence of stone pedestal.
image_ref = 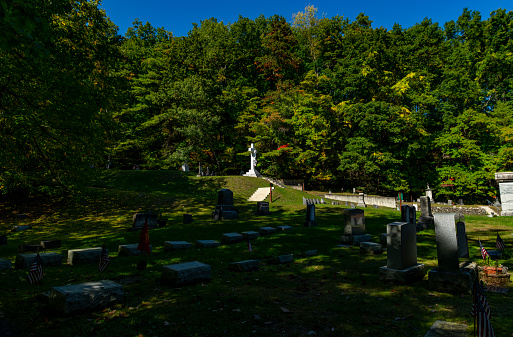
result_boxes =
[496,172,513,216]
[428,261,477,294]
[379,264,426,284]
[357,193,366,207]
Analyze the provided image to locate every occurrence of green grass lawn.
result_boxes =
[0,170,512,337]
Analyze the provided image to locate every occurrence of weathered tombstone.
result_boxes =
[342,209,365,235]
[428,213,477,294]
[118,244,152,256]
[302,197,307,205]
[242,231,260,240]
[162,261,211,286]
[417,196,434,230]
[426,184,434,202]
[456,221,469,258]
[321,198,326,204]
[0,235,7,245]
[197,162,203,177]
[196,240,220,248]
[206,167,210,176]
[258,227,276,236]
[18,244,42,253]
[378,222,425,284]
[357,193,366,207]
[360,242,383,255]
[448,200,453,206]
[212,189,238,220]
[0,258,12,270]
[40,240,61,249]
[16,253,62,269]
[183,214,193,224]
[255,201,270,215]
[303,204,316,227]
[49,280,124,315]
[228,260,260,272]
[495,172,513,215]
[400,205,416,226]
[424,320,468,337]
[221,233,243,245]
[350,203,355,208]
[164,241,192,252]
[132,212,158,231]
[67,248,105,265]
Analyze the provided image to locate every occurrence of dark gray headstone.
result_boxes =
[16,252,62,269]
[0,258,12,270]
[228,260,260,272]
[256,201,270,215]
[434,213,462,271]
[456,221,469,258]
[118,243,152,256]
[18,244,42,253]
[162,261,211,286]
[400,205,416,225]
[132,212,158,230]
[221,233,243,245]
[217,189,234,206]
[304,204,316,227]
[387,222,417,270]
[164,241,192,252]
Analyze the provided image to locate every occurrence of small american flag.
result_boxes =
[496,233,505,251]
[28,253,43,285]
[474,299,496,337]
[99,243,110,272]
[472,277,490,319]
[479,240,490,260]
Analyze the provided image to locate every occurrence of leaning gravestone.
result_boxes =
[49,280,124,315]
[427,213,476,294]
[303,204,316,227]
[132,212,158,231]
[417,196,434,231]
[378,222,425,283]
[212,189,238,220]
[162,261,211,286]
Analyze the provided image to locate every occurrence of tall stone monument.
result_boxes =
[427,213,477,294]
[243,143,262,177]
[181,160,189,172]
[425,183,434,202]
[379,221,425,283]
[417,196,434,230]
[495,172,513,216]
[303,204,316,227]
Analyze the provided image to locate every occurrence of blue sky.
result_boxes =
[100,0,509,37]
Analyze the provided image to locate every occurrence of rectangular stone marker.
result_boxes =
[268,254,294,264]
[132,212,158,230]
[304,204,316,227]
[256,201,270,215]
[0,258,12,270]
[360,242,384,255]
[228,260,260,272]
[387,222,417,270]
[118,243,152,256]
[164,241,192,252]
[67,248,105,265]
[18,244,42,253]
[277,225,293,231]
[456,221,469,258]
[15,253,62,269]
[242,231,260,240]
[434,213,462,271]
[221,233,243,244]
[49,280,123,315]
[258,227,276,235]
[40,240,61,249]
[400,205,416,225]
[217,189,234,206]
[343,209,365,235]
[183,214,193,224]
[162,261,211,286]
[196,240,220,248]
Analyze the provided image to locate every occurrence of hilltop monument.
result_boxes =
[243,143,262,177]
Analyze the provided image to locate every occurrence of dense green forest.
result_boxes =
[2,1,513,202]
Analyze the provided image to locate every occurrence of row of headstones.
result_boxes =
[302,197,327,205]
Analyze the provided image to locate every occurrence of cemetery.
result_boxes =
[0,170,512,337]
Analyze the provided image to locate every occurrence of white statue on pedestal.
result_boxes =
[243,143,262,177]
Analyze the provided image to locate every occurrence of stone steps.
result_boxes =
[248,187,274,201]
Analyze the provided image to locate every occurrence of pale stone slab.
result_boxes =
[118,243,152,256]
[259,227,276,235]
[221,233,243,245]
[49,280,123,315]
[434,213,463,271]
[277,225,293,231]
[387,222,417,270]
[360,242,383,255]
[15,252,62,269]
[267,254,294,264]
[0,258,12,270]
[162,261,211,286]
[164,241,192,252]
[67,248,105,265]
[242,231,260,240]
[228,260,260,272]
[196,240,220,248]
[379,264,426,284]
[424,320,468,337]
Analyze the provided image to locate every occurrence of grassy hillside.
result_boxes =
[0,170,512,337]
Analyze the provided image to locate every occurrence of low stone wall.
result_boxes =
[324,194,396,209]
[431,206,487,216]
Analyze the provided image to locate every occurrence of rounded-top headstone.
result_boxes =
[217,189,234,206]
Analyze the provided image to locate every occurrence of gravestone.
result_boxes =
[221,233,243,245]
[132,212,158,231]
[342,209,365,235]
[258,227,276,235]
[350,203,355,208]
[400,205,416,226]
[18,244,42,253]
[164,241,192,252]
[424,320,468,337]
[49,280,124,315]
[15,253,62,269]
[242,231,260,240]
[118,244,152,256]
[456,221,469,258]
[417,196,434,230]
[40,240,61,249]
[0,258,12,270]
[183,214,193,224]
[181,161,189,172]
[425,184,434,202]
[197,162,203,177]
[360,242,383,255]
[357,193,366,207]
[212,189,238,220]
[243,143,262,177]
[196,240,220,248]
[458,199,464,205]
[428,213,476,293]
[303,204,316,227]
[277,225,293,231]
[255,201,270,215]
[495,172,513,215]
[267,254,294,264]
[67,248,105,265]
[447,200,453,206]
[302,197,307,205]
[12,225,31,232]
[378,222,425,284]
[162,261,211,286]
[228,260,260,272]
